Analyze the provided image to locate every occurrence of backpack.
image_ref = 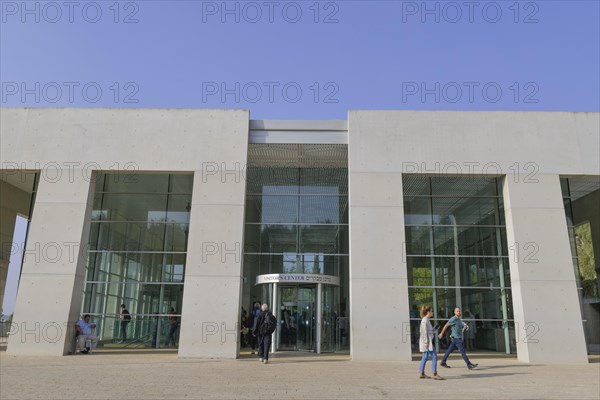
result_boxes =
[124,312,131,321]
[260,313,277,335]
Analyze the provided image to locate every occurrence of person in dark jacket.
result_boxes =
[249,302,261,354]
[120,304,131,343]
[255,303,276,364]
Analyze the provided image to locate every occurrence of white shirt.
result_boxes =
[419,316,434,352]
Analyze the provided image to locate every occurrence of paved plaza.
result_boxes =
[1,349,599,400]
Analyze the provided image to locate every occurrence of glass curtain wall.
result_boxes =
[561,177,600,352]
[83,172,192,349]
[244,166,348,276]
[242,144,349,352]
[403,176,515,353]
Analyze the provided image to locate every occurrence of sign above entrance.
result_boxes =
[256,273,340,286]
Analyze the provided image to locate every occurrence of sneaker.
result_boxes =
[419,373,431,379]
[467,363,478,370]
[80,349,88,354]
[259,358,264,362]
[263,359,268,364]
[432,373,444,380]
[440,363,451,368]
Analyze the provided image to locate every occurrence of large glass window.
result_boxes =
[561,177,600,352]
[242,144,350,353]
[403,176,514,353]
[244,160,349,275]
[82,172,192,349]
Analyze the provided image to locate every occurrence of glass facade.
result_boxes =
[82,172,193,349]
[403,176,515,353]
[244,168,349,276]
[242,144,349,352]
[561,177,600,351]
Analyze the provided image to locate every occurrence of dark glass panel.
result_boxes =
[103,173,169,193]
[431,197,501,226]
[431,177,498,197]
[245,195,299,224]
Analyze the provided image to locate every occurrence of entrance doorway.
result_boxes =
[277,285,315,351]
[255,273,346,354]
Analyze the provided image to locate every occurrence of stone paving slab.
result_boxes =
[1,351,599,400]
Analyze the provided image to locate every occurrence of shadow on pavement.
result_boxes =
[464,364,532,370]
[447,372,532,379]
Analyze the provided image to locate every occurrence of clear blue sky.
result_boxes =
[1,0,599,119]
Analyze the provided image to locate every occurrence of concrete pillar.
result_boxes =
[178,138,248,359]
[504,174,588,363]
[348,172,412,361]
[7,171,93,355]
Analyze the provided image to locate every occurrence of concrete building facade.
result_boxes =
[1,108,598,364]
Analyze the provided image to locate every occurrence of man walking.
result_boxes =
[255,304,277,364]
[438,307,478,369]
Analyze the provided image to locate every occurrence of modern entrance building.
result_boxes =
[1,108,598,364]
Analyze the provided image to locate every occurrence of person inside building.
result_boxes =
[462,309,477,351]
[120,304,131,343]
[410,304,419,349]
[166,307,179,347]
[249,301,261,355]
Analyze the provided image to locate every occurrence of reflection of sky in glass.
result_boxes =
[148,211,190,224]
[2,215,27,317]
[303,253,324,274]
[283,252,296,273]
[164,264,184,282]
[166,212,191,224]
[94,210,190,223]
[405,214,445,225]
[282,253,324,274]
[91,210,108,220]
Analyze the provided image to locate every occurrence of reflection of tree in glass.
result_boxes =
[575,223,598,298]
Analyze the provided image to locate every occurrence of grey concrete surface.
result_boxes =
[1,350,599,400]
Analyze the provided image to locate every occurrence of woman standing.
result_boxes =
[418,305,443,380]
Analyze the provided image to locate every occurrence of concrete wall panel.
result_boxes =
[178,275,242,358]
[7,173,93,355]
[349,206,407,280]
[504,175,588,363]
[178,112,249,359]
[350,278,411,361]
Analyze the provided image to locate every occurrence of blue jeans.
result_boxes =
[441,338,472,366]
[419,350,437,373]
